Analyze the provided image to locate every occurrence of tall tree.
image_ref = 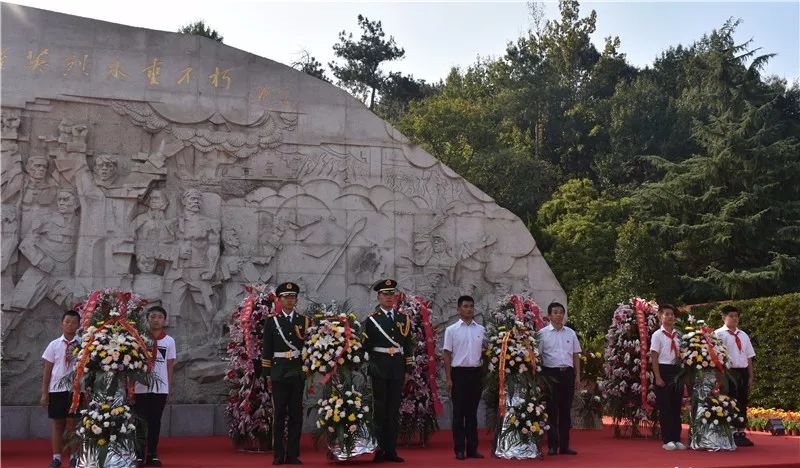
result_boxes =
[634,23,800,301]
[178,20,224,43]
[329,14,405,109]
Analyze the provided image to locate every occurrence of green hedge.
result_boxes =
[693,293,800,411]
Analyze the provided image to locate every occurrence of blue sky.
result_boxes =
[9,1,800,83]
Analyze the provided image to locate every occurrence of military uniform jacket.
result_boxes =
[362,306,414,380]
[262,312,311,381]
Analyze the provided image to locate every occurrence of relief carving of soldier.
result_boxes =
[10,188,80,314]
[164,189,220,333]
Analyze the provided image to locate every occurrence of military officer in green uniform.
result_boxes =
[262,282,311,465]
[362,279,414,463]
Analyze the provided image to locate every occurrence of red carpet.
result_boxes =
[3,428,798,468]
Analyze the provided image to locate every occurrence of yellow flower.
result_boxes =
[99,351,107,358]
[97,438,106,446]
[333,414,341,423]
[88,345,95,351]
[533,422,540,432]
[101,404,110,410]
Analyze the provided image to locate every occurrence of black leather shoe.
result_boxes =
[467,452,485,459]
[373,451,385,463]
[560,448,578,455]
[385,453,405,463]
[455,452,465,460]
[547,448,558,456]
[735,435,754,447]
[286,458,302,465]
[272,458,285,465]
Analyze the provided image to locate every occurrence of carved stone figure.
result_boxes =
[131,189,175,260]
[164,189,220,333]
[74,153,162,292]
[132,254,164,307]
[10,188,79,315]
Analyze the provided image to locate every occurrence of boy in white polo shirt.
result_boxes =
[650,304,686,451]
[41,309,81,468]
[715,305,755,447]
[134,306,176,467]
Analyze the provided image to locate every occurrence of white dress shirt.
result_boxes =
[650,326,681,364]
[714,325,755,369]
[42,335,79,392]
[538,324,581,368]
[443,319,485,367]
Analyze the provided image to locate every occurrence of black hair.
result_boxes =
[659,303,677,314]
[147,305,167,318]
[457,295,475,307]
[720,305,740,316]
[62,309,80,321]
[547,302,566,315]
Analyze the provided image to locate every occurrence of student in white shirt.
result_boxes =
[443,295,486,460]
[715,305,756,447]
[538,302,581,456]
[650,304,686,451]
[41,309,81,468]
[134,306,176,467]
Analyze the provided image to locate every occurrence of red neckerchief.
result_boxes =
[150,330,166,364]
[727,329,742,351]
[63,337,76,366]
[663,329,679,357]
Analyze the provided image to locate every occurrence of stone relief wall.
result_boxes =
[0,4,565,405]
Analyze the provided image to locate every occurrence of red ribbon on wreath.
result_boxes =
[700,325,725,373]
[80,290,101,329]
[497,330,513,421]
[240,292,257,360]
[415,296,443,415]
[633,298,653,413]
[523,299,545,331]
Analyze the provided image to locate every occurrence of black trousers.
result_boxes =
[543,367,575,451]
[451,367,482,455]
[272,375,304,461]
[133,393,168,459]
[654,364,683,443]
[727,367,750,430]
[371,375,403,456]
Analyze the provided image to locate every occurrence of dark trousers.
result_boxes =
[654,364,683,443]
[727,367,750,430]
[371,375,403,456]
[133,393,167,459]
[451,367,482,455]
[543,367,575,451]
[272,375,304,461]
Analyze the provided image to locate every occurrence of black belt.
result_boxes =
[543,366,573,372]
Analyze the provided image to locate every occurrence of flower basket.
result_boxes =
[225,285,276,451]
[600,298,660,438]
[68,290,151,468]
[484,294,548,459]
[305,302,375,460]
[395,294,441,446]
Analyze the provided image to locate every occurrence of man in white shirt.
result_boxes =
[41,309,80,468]
[443,295,485,460]
[134,306,176,467]
[538,302,581,456]
[650,304,686,451]
[715,305,756,447]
